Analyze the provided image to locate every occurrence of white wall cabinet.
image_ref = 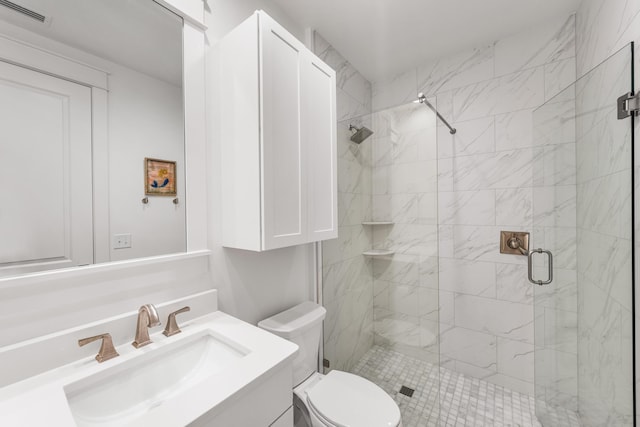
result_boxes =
[222,10,337,251]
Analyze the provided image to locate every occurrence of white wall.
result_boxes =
[205,0,315,325]
[108,63,185,262]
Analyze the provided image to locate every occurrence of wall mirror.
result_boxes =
[0,0,186,278]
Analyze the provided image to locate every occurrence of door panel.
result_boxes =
[260,14,306,250]
[303,54,337,240]
[532,44,634,426]
[0,61,92,274]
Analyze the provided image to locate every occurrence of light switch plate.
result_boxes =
[113,233,132,249]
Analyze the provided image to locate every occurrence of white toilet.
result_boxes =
[259,301,402,427]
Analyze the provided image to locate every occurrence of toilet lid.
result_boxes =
[306,370,401,427]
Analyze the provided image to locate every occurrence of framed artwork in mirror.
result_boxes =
[145,158,177,196]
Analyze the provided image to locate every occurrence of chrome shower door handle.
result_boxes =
[527,248,553,286]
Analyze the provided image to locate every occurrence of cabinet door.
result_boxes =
[302,53,337,241]
[260,13,307,250]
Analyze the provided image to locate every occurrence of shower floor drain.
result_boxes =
[399,385,414,397]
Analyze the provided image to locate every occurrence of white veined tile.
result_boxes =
[439,190,495,226]
[494,14,575,76]
[453,67,545,122]
[497,337,535,383]
[495,109,534,151]
[496,263,533,305]
[439,257,496,298]
[417,44,494,96]
[533,185,576,228]
[440,326,497,370]
[454,294,534,344]
[372,68,418,112]
[438,116,495,158]
[496,188,533,227]
[544,57,577,101]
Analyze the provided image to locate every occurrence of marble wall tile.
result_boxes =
[453,148,534,191]
[372,254,420,286]
[577,172,631,239]
[532,99,575,147]
[532,185,576,228]
[576,0,640,77]
[419,255,439,289]
[534,268,577,313]
[438,290,455,325]
[439,258,496,298]
[495,109,534,151]
[440,326,497,370]
[337,192,364,226]
[533,142,576,187]
[494,14,575,77]
[372,68,417,112]
[497,338,535,383]
[495,188,533,226]
[317,33,374,374]
[417,45,494,96]
[453,67,545,122]
[438,190,496,226]
[373,308,421,347]
[453,225,528,265]
[337,88,369,122]
[315,32,372,107]
[454,294,534,344]
[437,158,454,192]
[543,307,578,354]
[544,57,577,101]
[496,263,533,305]
[376,223,438,256]
[323,256,372,303]
[417,192,438,226]
[438,116,495,159]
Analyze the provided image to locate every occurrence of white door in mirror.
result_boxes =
[0,61,93,275]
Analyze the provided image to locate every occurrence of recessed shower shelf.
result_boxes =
[362,221,394,226]
[362,249,395,257]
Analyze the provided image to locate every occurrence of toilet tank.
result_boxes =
[258,301,326,387]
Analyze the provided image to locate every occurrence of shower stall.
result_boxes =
[321,43,636,426]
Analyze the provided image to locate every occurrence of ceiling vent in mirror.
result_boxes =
[0,0,45,22]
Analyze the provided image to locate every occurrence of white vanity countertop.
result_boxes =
[0,311,299,426]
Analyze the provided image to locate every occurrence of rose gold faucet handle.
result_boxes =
[78,333,119,363]
[163,306,191,337]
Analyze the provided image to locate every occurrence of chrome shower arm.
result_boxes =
[417,93,456,135]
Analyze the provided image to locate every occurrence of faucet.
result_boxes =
[132,304,161,348]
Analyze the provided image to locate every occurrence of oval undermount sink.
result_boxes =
[64,330,248,426]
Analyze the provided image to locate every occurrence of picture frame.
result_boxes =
[144,157,177,196]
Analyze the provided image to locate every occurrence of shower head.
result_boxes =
[349,124,374,144]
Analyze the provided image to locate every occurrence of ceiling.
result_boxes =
[0,0,182,85]
[272,0,583,81]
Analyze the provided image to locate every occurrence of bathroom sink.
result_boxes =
[64,330,248,426]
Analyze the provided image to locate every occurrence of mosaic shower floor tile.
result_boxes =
[351,345,581,427]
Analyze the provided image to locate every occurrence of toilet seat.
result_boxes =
[305,370,401,427]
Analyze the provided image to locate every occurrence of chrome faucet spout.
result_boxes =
[132,304,160,348]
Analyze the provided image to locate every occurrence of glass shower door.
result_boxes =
[532,44,635,426]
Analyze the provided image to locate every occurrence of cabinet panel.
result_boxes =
[260,16,306,250]
[221,11,337,251]
[303,56,337,240]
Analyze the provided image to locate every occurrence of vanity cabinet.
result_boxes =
[222,10,337,251]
